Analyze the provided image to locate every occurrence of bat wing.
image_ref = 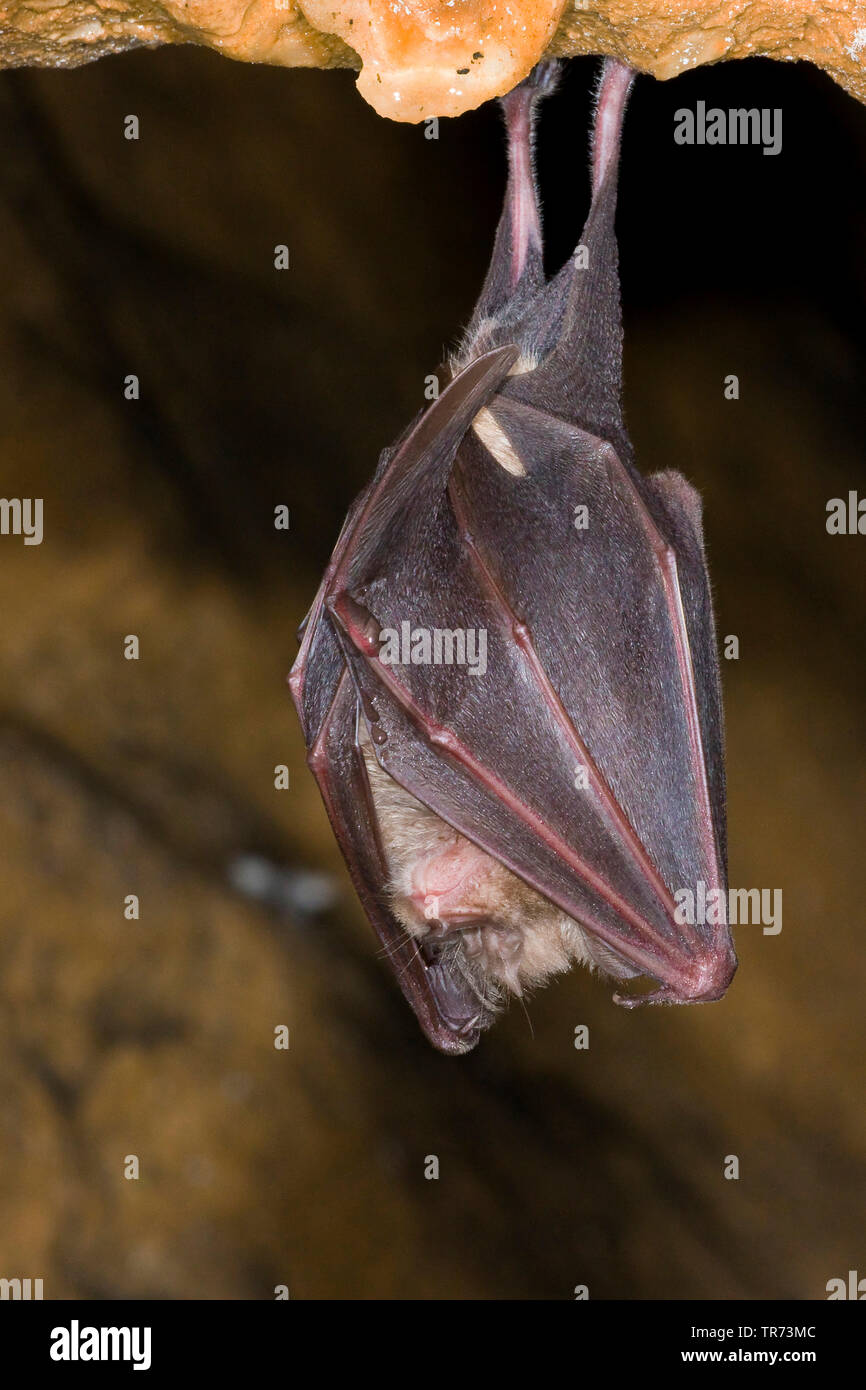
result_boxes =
[298,662,487,1053]
[329,361,734,1009]
[290,348,520,1053]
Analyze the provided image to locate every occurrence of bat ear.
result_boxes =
[338,344,517,591]
[505,60,635,454]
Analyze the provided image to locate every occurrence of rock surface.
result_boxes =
[1,1,865,119]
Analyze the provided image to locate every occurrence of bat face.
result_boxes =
[290,58,737,1054]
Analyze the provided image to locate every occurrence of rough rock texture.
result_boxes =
[0,53,864,1298]
[1,1,865,119]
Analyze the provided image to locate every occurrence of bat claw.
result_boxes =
[613,987,672,1009]
[613,948,738,1008]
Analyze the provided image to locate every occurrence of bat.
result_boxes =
[289,58,737,1055]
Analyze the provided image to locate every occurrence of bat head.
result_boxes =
[360,724,632,1038]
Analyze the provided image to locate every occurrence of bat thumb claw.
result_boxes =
[612,985,691,1009]
[613,949,738,1008]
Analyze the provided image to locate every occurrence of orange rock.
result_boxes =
[1,0,865,118]
[300,0,566,120]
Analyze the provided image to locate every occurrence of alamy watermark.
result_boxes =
[675,881,782,935]
[674,102,782,157]
[826,491,865,534]
[378,621,487,677]
[50,1321,151,1371]
[0,497,42,545]
[0,1276,43,1299]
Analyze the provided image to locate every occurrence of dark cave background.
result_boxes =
[0,48,863,1298]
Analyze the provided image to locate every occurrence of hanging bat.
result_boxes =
[289,58,736,1055]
